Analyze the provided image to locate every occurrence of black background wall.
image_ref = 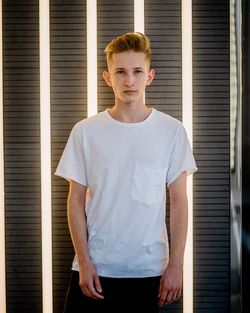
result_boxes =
[242,0,250,312]
[2,0,230,312]
[193,1,230,312]
[50,1,87,311]
[3,1,42,312]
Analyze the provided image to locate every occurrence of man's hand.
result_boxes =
[79,259,104,300]
[158,263,183,307]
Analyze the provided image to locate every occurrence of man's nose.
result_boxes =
[124,74,135,86]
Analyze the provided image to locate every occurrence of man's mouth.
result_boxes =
[124,90,137,94]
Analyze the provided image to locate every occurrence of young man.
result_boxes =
[55,32,197,313]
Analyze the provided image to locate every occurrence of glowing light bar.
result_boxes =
[87,0,97,117]
[39,1,53,312]
[0,0,6,312]
[134,0,145,101]
[134,0,144,33]
[182,1,193,313]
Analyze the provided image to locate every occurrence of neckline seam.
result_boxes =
[104,108,155,127]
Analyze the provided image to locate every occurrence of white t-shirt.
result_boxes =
[55,108,197,278]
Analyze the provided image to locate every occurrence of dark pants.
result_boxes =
[63,270,161,313]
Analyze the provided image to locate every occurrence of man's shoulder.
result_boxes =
[153,109,182,128]
[73,110,106,130]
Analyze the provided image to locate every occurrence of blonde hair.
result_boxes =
[104,32,152,66]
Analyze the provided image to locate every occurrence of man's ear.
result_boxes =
[102,71,112,87]
[146,68,155,86]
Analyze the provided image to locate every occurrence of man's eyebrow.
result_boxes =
[114,67,144,70]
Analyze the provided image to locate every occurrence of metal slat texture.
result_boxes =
[193,1,230,312]
[145,0,182,121]
[97,0,134,113]
[3,1,42,312]
[50,0,87,312]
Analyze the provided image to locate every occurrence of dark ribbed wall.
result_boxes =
[50,0,87,312]
[2,1,230,312]
[193,1,230,312]
[3,1,42,313]
[97,0,134,112]
[145,0,182,121]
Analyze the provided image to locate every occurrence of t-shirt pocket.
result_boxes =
[131,162,166,206]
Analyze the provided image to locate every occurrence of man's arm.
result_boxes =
[158,171,188,307]
[67,180,104,300]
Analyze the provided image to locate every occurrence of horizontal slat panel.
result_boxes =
[50,1,87,312]
[193,1,230,312]
[97,0,133,113]
[3,1,42,313]
[145,0,182,123]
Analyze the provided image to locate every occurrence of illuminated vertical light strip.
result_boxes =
[134,0,144,33]
[134,0,145,100]
[0,1,6,312]
[182,1,193,313]
[87,0,97,117]
[39,1,53,313]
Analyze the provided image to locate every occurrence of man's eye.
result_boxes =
[116,71,124,74]
[135,70,143,74]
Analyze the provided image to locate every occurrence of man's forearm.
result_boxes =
[158,172,189,306]
[67,182,104,300]
[67,183,90,266]
[168,200,188,268]
[168,171,189,268]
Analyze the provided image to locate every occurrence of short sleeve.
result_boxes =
[166,123,197,186]
[54,122,88,186]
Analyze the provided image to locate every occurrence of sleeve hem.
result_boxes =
[167,166,198,187]
[54,170,88,187]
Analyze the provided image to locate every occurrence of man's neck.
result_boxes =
[108,103,152,123]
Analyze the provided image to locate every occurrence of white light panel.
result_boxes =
[134,0,145,100]
[182,1,194,313]
[134,0,144,33]
[39,1,53,312]
[87,0,98,117]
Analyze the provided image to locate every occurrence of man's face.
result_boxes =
[103,50,155,105]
